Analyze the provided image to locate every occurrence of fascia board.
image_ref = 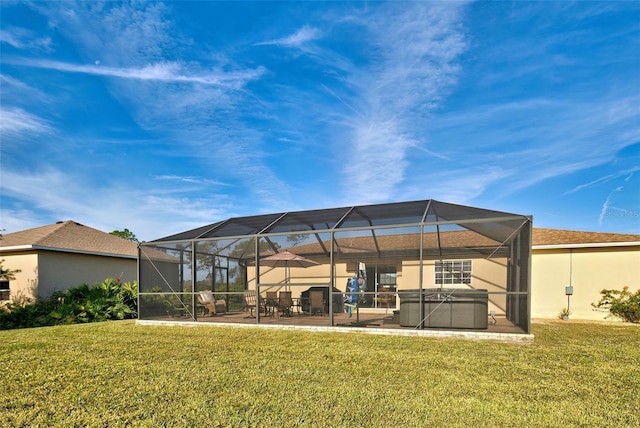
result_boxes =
[533,242,640,250]
[1,244,136,259]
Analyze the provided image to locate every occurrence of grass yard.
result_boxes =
[1,320,639,427]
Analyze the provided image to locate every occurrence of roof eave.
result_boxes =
[0,245,137,259]
[0,245,35,252]
[533,241,640,250]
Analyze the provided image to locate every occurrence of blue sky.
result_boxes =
[1,1,639,241]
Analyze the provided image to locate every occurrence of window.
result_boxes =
[0,280,9,301]
[435,260,472,285]
[365,265,397,308]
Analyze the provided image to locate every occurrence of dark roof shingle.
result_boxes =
[0,221,138,257]
[532,228,640,246]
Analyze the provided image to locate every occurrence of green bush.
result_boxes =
[0,277,137,330]
[592,286,640,323]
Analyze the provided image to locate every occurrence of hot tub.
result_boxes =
[399,288,488,329]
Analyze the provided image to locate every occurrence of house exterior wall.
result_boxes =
[252,258,336,292]
[36,251,136,299]
[0,252,39,302]
[400,258,508,315]
[200,244,639,322]
[531,245,640,320]
[0,251,136,302]
[252,257,512,315]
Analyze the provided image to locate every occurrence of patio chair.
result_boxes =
[244,291,267,318]
[309,290,326,315]
[378,292,391,312]
[197,291,227,316]
[266,291,278,317]
[277,291,293,317]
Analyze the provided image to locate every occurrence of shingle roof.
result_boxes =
[3,222,637,260]
[532,228,640,247]
[0,220,138,257]
[291,227,640,257]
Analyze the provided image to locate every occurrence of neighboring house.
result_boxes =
[531,228,640,320]
[0,221,138,302]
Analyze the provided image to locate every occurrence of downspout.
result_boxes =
[567,248,573,314]
[255,237,261,324]
[329,230,334,326]
[136,244,141,320]
[191,240,197,321]
[419,224,424,329]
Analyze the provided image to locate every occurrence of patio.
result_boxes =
[138,308,532,342]
[138,199,533,339]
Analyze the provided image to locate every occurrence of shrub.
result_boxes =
[558,307,571,320]
[592,286,640,323]
[0,277,137,330]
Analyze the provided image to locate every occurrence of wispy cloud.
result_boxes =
[2,1,638,237]
[155,175,230,187]
[0,28,51,50]
[0,107,52,136]
[564,167,640,195]
[32,1,176,66]
[402,166,512,206]
[0,74,50,103]
[255,25,322,48]
[5,58,264,88]
[598,187,624,225]
[336,3,468,202]
[8,1,291,213]
[427,92,640,198]
[0,168,230,240]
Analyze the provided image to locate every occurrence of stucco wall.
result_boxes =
[36,251,136,300]
[251,257,340,292]
[400,258,508,314]
[210,246,640,322]
[531,246,640,320]
[0,252,39,302]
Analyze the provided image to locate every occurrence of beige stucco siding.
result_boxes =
[531,246,640,320]
[252,257,336,292]
[471,258,508,314]
[399,259,507,313]
[36,251,136,300]
[234,246,640,321]
[2,251,135,302]
[1,252,39,302]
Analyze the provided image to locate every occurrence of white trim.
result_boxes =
[533,242,640,250]
[136,319,535,343]
[0,244,136,259]
[0,245,34,251]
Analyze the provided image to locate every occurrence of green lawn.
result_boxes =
[1,320,638,427]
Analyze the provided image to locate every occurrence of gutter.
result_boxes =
[533,241,640,250]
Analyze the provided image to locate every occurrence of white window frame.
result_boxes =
[435,260,472,286]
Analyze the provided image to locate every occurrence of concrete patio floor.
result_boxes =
[138,309,534,343]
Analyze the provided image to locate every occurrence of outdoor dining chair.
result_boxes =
[277,291,293,317]
[243,291,267,318]
[266,291,278,317]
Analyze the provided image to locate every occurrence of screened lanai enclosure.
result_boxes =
[138,199,532,335]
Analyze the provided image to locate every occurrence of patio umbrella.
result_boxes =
[260,251,319,284]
